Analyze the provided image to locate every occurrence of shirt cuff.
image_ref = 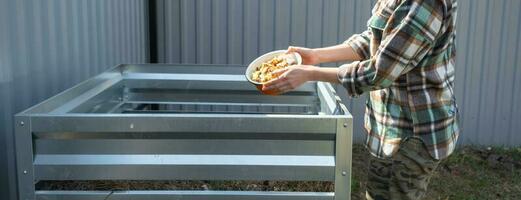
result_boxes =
[344,34,371,60]
[337,62,363,98]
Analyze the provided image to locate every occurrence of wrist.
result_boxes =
[312,48,323,64]
[308,67,340,84]
[305,65,320,81]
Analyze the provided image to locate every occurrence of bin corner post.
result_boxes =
[14,116,35,200]
[334,117,353,200]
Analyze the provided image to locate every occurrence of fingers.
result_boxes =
[277,85,293,94]
[262,77,285,90]
[263,82,292,95]
[271,67,289,77]
[286,46,297,53]
[263,69,290,89]
[286,46,304,54]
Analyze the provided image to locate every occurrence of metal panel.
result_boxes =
[36,191,110,200]
[34,139,335,155]
[0,0,148,199]
[30,115,337,134]
[34,154,334,181]
[155,0,521,147]
[36,191,335,200]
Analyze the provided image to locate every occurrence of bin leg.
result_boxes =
[15,116,35,200]
[334,118,353,200]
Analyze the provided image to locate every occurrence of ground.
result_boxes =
[38,145,521,200]
[351,145,521,200]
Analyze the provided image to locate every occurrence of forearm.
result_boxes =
[308,67,341,84]
[314,44,363,64]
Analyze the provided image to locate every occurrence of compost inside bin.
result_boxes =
[36,180,334,192]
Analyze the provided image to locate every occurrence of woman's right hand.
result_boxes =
[286,46,320,65]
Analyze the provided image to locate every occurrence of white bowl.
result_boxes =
[245,50,302,94]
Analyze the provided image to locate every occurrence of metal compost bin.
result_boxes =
[14,64,353,200]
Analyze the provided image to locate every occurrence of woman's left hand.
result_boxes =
[262,65,317,94]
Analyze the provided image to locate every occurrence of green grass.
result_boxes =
[426,147,521,200]
[350,145,521,200]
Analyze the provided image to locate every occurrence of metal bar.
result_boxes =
[121,109,312,115]
[14,116,36,200]
[317,82,337,115]
[121,64,248,75]
[48,76,122,114]
[33,132,335,141]
[66,82,124,113]
[36,190,334,200]
[318,82,349,116]
[329,83,349,115]
[334,118,353,200]
[34,155,334,181]
[106,101,126,113]
[18,66,122,114]
[125,101,314,107]
[125,73,245,81]
[35,154,334,166]
[126,90,318,105]
[30,115,338,134]
[123,73,316,92]
[36,191,110,200]
[33,139,335,155]
[115,101,317,115]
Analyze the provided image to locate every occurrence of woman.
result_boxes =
[264,0,459,199]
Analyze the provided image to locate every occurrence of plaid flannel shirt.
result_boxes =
[338,0,459,160]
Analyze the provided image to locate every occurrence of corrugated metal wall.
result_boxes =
[155,0,521,146]
[1,0,520,198]
[156,0,376,64]
[454,0,521,147]
[155,0,377,144]
[0,0,148,199]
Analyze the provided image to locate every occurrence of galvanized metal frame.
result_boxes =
[35,190,335,200]
[15,64,353,200]
[15,116,35,200]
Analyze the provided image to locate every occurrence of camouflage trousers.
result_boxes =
[366,138,441,200]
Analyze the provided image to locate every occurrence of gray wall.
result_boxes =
[0,0,148,199]
[454,0,521,147]
[156,0,377,143]
[155,0,521,146]
[1,0,520,198]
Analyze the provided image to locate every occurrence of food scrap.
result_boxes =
[251,54,297,83]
